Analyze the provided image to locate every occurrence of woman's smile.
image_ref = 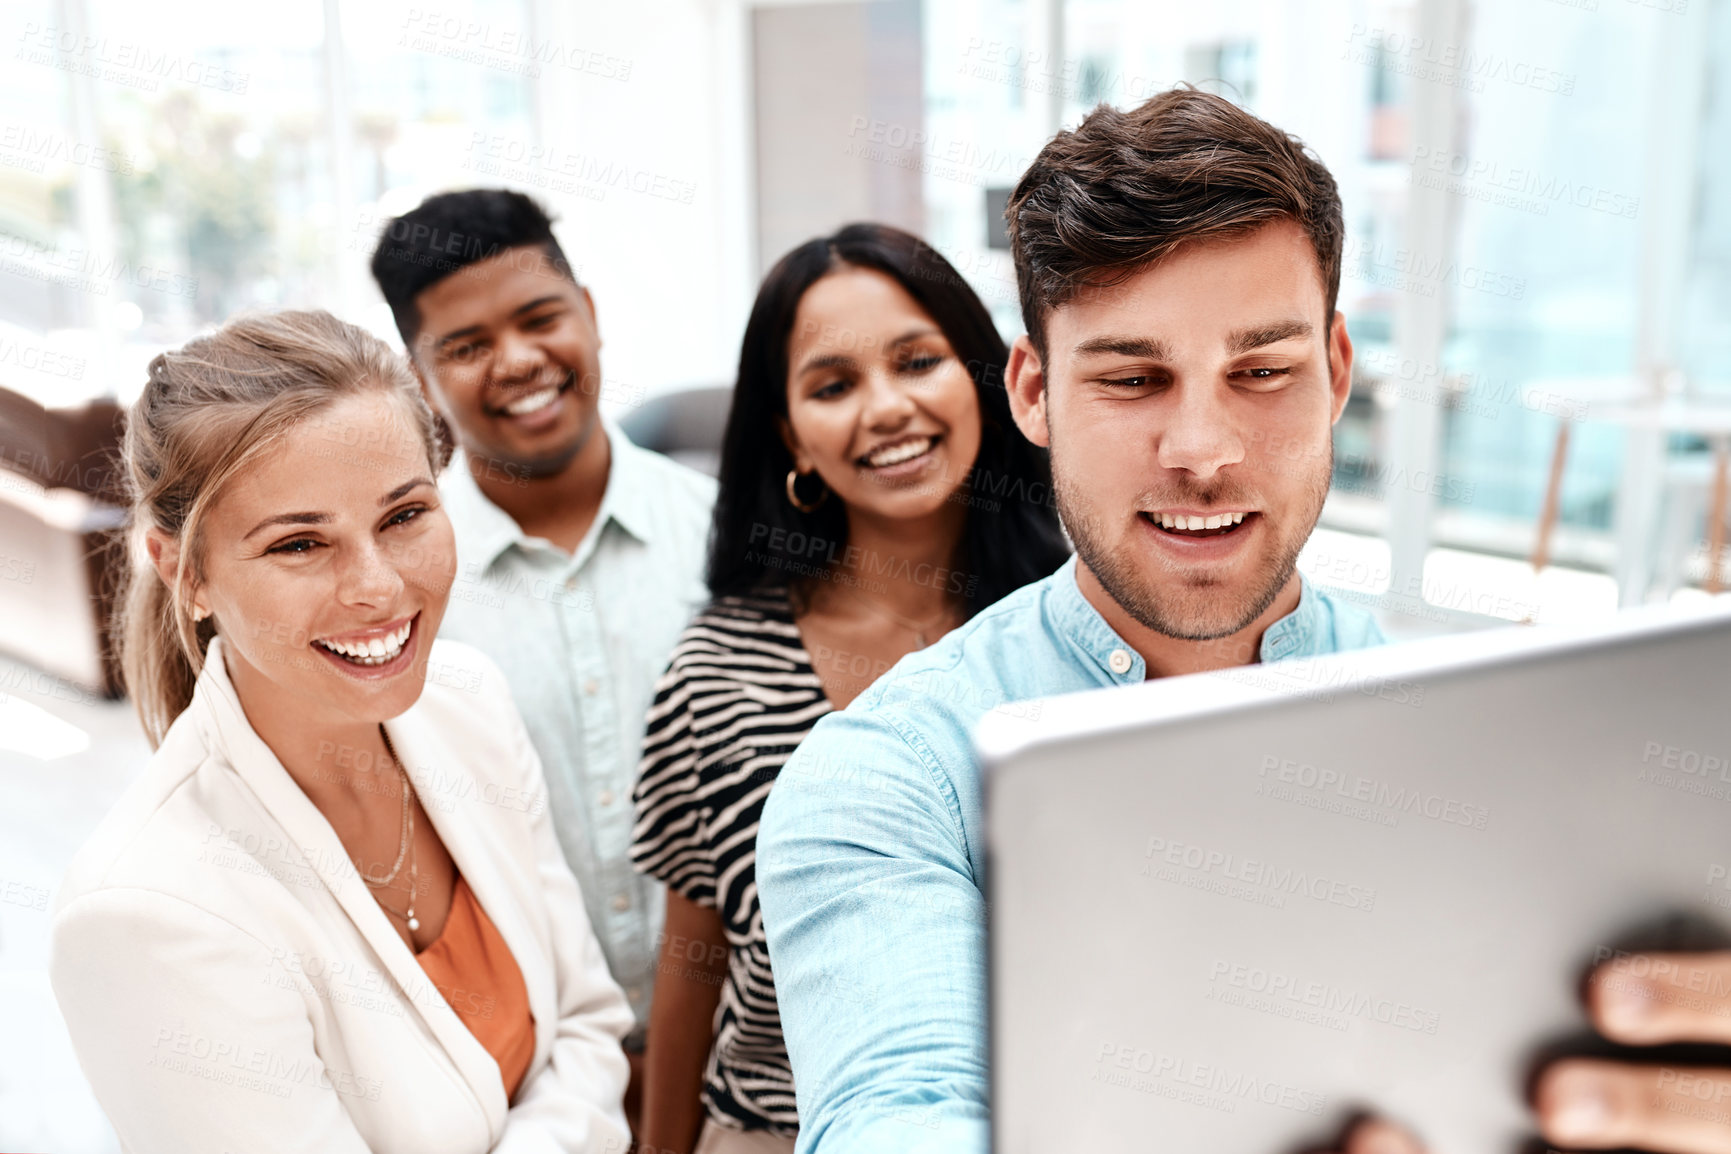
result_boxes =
[310,612,422,678]
[855,432,945,481]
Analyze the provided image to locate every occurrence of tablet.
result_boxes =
[978,597,1731,1154]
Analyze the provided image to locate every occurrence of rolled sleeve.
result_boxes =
[757,707,988,1154]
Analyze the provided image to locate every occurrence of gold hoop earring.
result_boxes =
[785,469,828,514]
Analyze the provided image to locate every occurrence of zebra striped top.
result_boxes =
[629,587,830,1135]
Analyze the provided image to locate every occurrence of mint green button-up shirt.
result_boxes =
[438,419,716,1041]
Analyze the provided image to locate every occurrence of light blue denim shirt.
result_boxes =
[757,556,1386,1153]
[438,417,716,1042]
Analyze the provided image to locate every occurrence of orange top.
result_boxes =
[416,875,537,1101]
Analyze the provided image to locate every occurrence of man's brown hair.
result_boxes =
[1006,87,1344,358]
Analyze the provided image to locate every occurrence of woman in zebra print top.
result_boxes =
[629,223,1069,1154]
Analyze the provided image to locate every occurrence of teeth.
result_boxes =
[1154,512,1249,532]
[864,437,933,468]
[316,621,412,666]
[503,386,559,416]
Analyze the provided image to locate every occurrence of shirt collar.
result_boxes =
[439,412,654,572]
[1259,576,1324,662]
[591,413,659,546]
[1050,555,1329,682]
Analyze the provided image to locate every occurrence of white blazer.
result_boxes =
[51,636,633,1154]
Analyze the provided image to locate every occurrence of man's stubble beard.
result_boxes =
[1050,433,1331,643]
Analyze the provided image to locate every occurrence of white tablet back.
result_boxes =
[980,599,1731,1154]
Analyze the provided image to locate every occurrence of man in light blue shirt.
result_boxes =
[371,190,715,1114]
[762,89,1731,1154]
[758,90,1395,1153]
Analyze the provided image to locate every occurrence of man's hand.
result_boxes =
[1535,951,1731,1152]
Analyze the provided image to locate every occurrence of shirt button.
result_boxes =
[583,678,600,696]
[627,985,643,1002]
[1108,648,1134,675]
[612,893,630,912]
[598,789,616,807]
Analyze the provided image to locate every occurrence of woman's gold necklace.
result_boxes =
[360,726,420,933]
[836,585,960,650]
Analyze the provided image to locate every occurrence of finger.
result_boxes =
[1341,1118,1429,1154]
[1589,952,1731,1045]
[1536,1058,1731,1154]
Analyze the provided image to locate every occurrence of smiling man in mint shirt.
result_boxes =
[370,190,716,1131]
[756,90,1404,1154]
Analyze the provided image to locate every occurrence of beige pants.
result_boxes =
[693,1119,798,1154]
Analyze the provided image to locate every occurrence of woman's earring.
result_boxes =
[192,607,209,623]
[785,468,828,514]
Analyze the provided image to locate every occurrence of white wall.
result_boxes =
[522,0,757,398]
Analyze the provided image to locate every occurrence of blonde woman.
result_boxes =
[49,311,632,1153]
